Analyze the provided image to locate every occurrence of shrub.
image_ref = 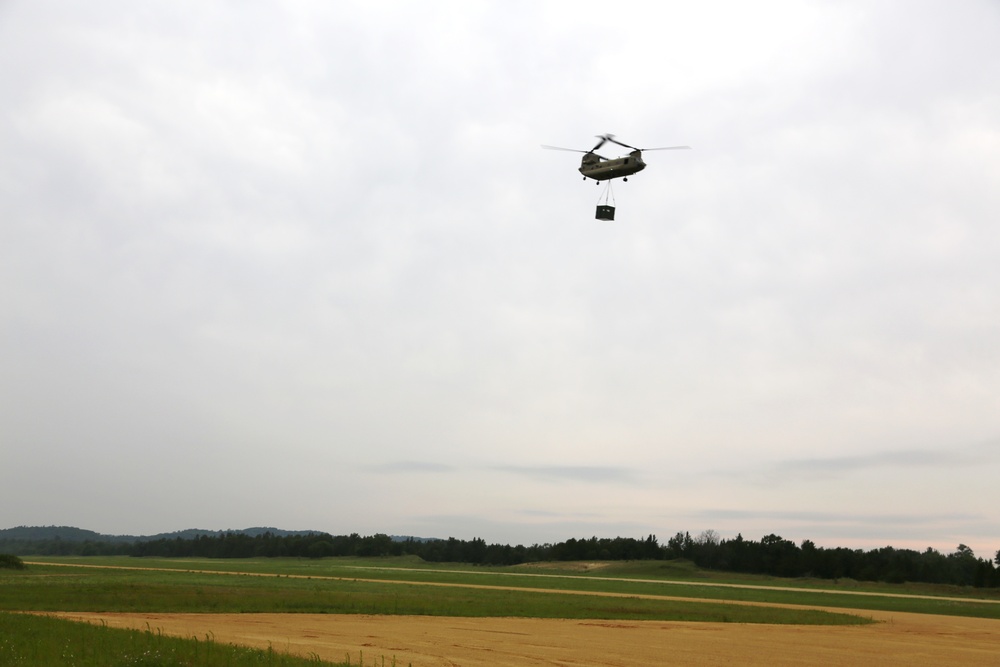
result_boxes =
[0,554,25,570]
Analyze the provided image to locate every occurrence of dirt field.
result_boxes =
[52,608,1000,666]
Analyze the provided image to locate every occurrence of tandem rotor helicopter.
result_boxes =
[542,133,690,220]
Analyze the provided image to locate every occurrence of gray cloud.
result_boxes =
[491,465,637,484]
[365,462,455,474]
[773,448,987,477]
[683,440,1000,487]
[691,508,981,527]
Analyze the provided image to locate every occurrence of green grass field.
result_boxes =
[16,555,999,618]
[5,555,1000,665]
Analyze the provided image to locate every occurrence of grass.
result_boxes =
[16,556,1000,620]
[37,554,1000,600]
[0,611,345,666]
[1,563,865,624]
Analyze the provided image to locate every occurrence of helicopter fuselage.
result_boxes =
[580,149,646,181]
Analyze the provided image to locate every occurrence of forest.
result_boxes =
[3,527,998,588]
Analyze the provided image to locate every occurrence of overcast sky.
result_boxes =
[2,1,999,559]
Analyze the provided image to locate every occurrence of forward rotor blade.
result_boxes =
[541,144,589,153]
[606,136,640,151]
[640,145,692,151]
[541,145,607,159]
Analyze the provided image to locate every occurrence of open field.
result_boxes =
[45,609,1000,667]
[7,557,1000,665]
[19,556,1000,619]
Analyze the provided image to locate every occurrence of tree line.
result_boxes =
[668,531,999,588]
[4,530,999,588]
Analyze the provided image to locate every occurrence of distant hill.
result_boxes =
[0,525,326,544]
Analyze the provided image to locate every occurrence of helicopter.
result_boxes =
[542,133,690,182]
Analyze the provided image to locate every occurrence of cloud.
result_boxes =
[491,465,637,484]
[767,439,1000,480]
[679,440,1000,488]
[364,462,640,484]
[690,508,981,527]
[365,461,454,474]
[776,450,963,476]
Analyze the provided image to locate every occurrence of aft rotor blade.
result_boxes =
[640,145,692,151]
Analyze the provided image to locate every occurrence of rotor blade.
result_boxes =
[541,145,589,153]
[606,137,640,151]
[590,137,608,152]
[639,145,692,151]
[541,145,607,159]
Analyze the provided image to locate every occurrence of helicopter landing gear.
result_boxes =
[623,177,628,182]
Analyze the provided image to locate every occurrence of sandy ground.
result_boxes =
[51,608,1000,666]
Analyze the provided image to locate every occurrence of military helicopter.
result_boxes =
[542,133,690,182]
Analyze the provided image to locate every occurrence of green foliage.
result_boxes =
[0,554,25,569]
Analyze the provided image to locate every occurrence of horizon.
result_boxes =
[3,523,994,560]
